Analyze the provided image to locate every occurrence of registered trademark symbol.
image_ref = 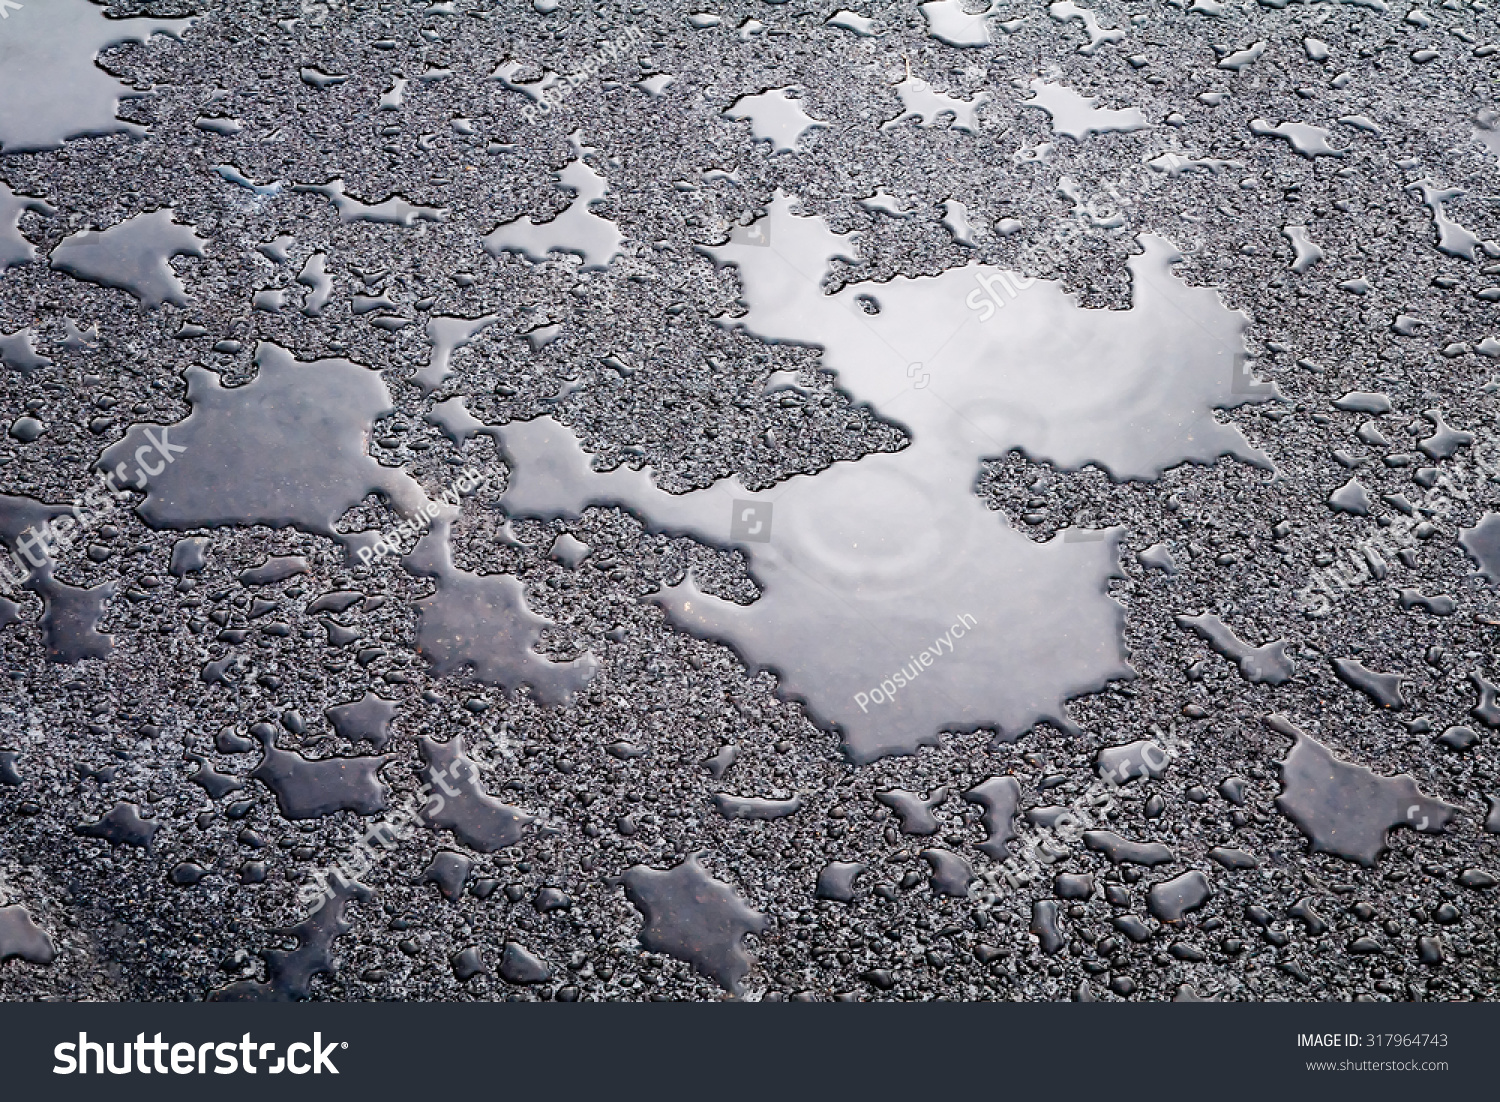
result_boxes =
[341,1042,348,1048]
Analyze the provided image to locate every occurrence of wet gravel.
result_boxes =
[2,0,1500,1002]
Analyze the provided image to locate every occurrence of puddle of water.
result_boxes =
[75,801,158,848]
[1138,542,1177,573]
[210,880,370,1001]
[415,314,501,392]
[240,555,307,586]
[404,519,600,705]
[185,750,243,799]
[1331,657,1405,708]
[637,73,676,96]
[497,942,550,983]
[815,860,865,901]
[617,854,766,994]
[418,733,535,850]
[483,135,622,268]
[0,493,116,662]
[1410,180,1494,261]
[1268,714,1459,866]
[1327,477,1370,514]
[0,328,50,374]
[422,851,471,902]
[0,0,193,153]
[942,197,977,245]
[30,569,117,663]
[1146,151,1244,176]
[1282,225,1324,272]
[1218,42,1267,71]
[1177,613,1294,684]
[1031,899,1064,951]
[325,692,397,750]
[1419,410,1472,460]
[713,792,802,819]
[248,724,389,821]
[963,776,1020,858]
[428,396,490,443]
[860,191,914,217]
[1475,112,1500,160]
[1339,114,1379,136]
[548,532,589,567]
[877,786,948,834]
[99,342,435,547]
[0,184,52,269]
[1096,739,1171,783]
[721,89,826,152]
[300,66,347,89]
[493,59,559,105]
[1083,830,1174,864]
[495,194,1268,763]
[1146,870,1210,922]
[0,905,55,965]
[921,847,974,896]
[1024,79,1149,139]
[0,492,67,567]
[379,76,407,111]
[213,164,282,197]
[197,115,244,135]
[919,0,994,47]
[294,180,447,226]
[50,210,207,308]
[1459,513,1500,580]
[1048,1,1125,54]
[827,10,878,35]
[1248,119,1344,158]
[884,73,988,133]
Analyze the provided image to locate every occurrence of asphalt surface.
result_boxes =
[1,0,1500,1002]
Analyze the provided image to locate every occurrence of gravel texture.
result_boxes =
[1,0,1499,1003]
